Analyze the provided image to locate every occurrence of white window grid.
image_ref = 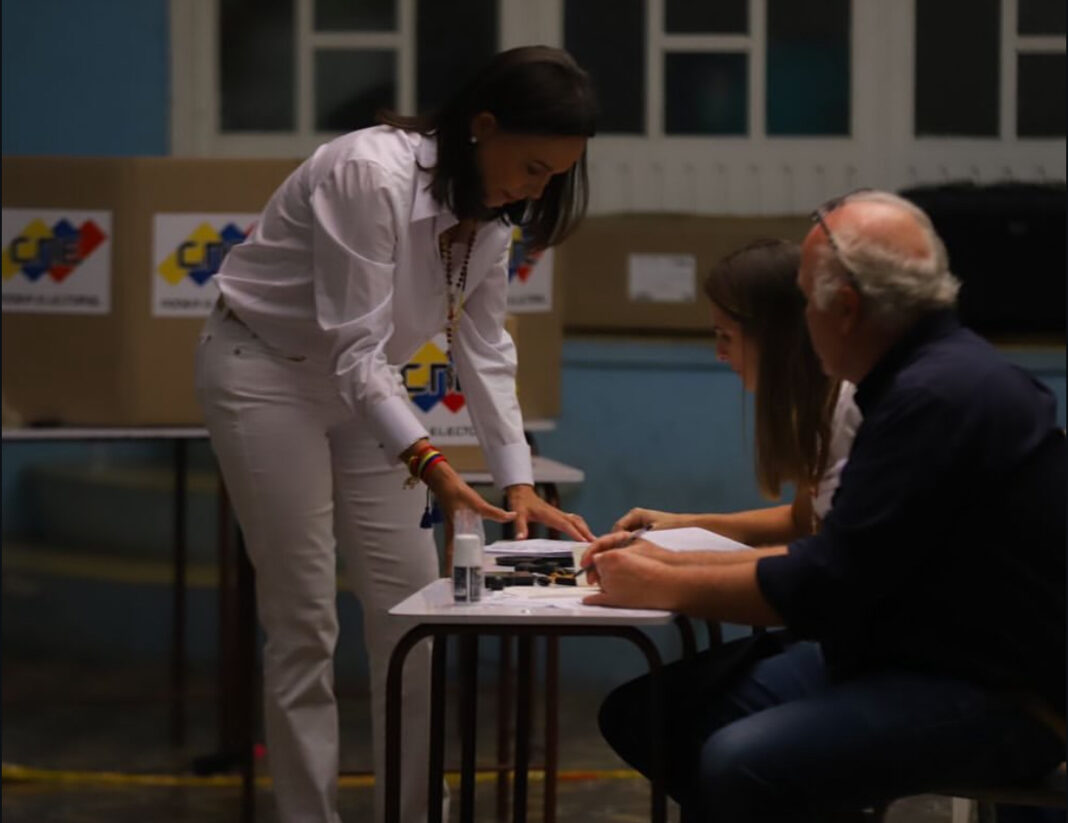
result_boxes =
[173,0,417,157]
[1002,0,1066,140]
[171,0,1064,213]
[171,0,559,158]
[644,0,853,140]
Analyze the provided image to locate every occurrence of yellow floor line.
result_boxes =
[2,762,642,789]
[2,544,218,587]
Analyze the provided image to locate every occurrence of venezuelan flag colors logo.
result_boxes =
[402,338,465,413]
[1,217,107,283]
[156,221,251,287]
[506,225,553,313]
[152,213,258,317]
[508,225,543,284]
[2,209,113,314]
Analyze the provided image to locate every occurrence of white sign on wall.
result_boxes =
[627,253,697,303]
[1,208,113,314]
[152,213,259,317]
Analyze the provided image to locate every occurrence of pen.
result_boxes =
[575,526,651,578]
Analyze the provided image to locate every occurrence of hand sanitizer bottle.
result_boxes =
[453,509,484,603]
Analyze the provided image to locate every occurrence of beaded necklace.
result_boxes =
[439,224,477,391]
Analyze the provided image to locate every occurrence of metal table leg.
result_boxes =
[170,439,188,748]
[513,635,533,823]
[495,635,512,822]
[544,636,559,823]
[386,624,666,823]
[459,635,479,822]
[427,636,448,823]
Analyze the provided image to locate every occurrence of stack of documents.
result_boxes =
[484,538,583,557]
[485,527,750,558]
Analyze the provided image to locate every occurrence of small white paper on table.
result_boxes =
[627,253,697,303]
[491,588,592,608]
[643,527,750,553]
[485,538,586,557]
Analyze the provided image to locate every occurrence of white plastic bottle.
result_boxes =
[452,533,483,603]
[452,509,484,603]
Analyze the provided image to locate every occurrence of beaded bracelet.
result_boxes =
[403,444,448,489]
[406,443,435,473]
[419,452,446,478]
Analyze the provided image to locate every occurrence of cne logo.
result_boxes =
[508,225,544,284]
[1,217,107,283]
[402,340,466,414]
[156,222,251,286]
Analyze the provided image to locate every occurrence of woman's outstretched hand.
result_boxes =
[612,507,687,533]
[505,484,595,542]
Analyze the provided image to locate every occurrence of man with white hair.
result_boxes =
[584,190,1065,821]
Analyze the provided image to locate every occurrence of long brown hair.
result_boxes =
[378,45,597,250]
[704,239,840,498]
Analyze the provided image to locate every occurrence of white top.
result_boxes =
[214,126,532,488]
[812,381,862,519]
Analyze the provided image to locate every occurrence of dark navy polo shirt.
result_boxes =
[757,310,1066,713]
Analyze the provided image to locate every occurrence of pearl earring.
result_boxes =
[469,135,477,144]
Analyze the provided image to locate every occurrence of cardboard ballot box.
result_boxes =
[1,157,563,433]
[556,213,811,334]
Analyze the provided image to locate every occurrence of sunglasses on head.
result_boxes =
[810,188,873,288]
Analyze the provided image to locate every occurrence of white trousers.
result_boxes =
[195,306,441,823]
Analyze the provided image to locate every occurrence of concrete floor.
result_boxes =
[1,658,968,823]
[0,539,1026,823]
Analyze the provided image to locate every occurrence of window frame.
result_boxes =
[171,0,560,157]
[171,0,1065,214]
[894,0,1066,189]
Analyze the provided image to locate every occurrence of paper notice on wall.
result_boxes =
[152,213,259,317]
[1,208,113,314]
[506,226,553,313]
[401,333,479,444]
[627,253,697,303]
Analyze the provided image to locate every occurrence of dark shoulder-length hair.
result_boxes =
[378,45,597,250]
[704,238,841,499]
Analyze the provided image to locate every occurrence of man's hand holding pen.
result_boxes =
[577,526,675,586]
[579,535,680,609]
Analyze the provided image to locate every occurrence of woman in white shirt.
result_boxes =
[611,239,862,546]
[195,46,597,823]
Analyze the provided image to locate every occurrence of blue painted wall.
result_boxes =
[1,0,169,156]
[540,338,1068,536]
[1,0,170,536]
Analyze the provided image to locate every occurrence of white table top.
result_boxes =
[389,578,673,626]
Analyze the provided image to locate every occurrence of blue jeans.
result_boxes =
[599,638,1064,822]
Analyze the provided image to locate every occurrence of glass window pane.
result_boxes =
[219,0,294,131]
[664,52,747,135]
[914,0,999,136]
[565,0,645,134]
[416,0,497,113]
[315,50,396,132]
[1018,0,1066,35]
[315,0,395,31]
[1017,53,1066,136]
[766,0,850,135]
[664,0,746,34]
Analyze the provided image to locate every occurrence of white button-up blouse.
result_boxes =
[214,126,533,488]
